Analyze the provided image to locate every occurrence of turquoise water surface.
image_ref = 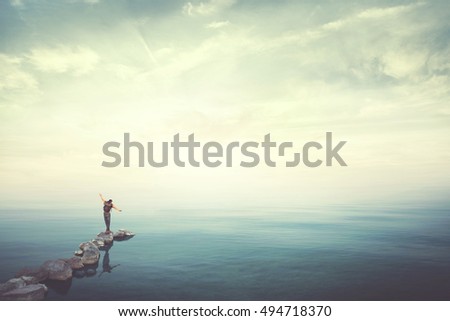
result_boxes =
[0,205,449,300]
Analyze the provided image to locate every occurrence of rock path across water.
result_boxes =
[0,229,135,300]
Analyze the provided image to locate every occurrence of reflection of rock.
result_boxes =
[44,278,72,295]
[86,269,96,277]
[73,270,86,278]
[40,260,72,281]
[1,284,47,301]
[113,229,135,241]
[80,242,100,265]
[72,260,99,279]
[64,257,84,270]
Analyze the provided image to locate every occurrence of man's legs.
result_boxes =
[103,212,111,232]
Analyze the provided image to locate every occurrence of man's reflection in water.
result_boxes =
[99,245,120,277]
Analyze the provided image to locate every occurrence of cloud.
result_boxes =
[26,45,99,75]
[356,2,424,20]
[183,0,236,16]
[318,2,425,34]
[205,20,230,29]
[242,2,440,90]
[9,0,100,7]
[9,0,23,7]
[0,54,36,91]
[0,54,40,105]
[382,49,427,79]
[276,2,426,47]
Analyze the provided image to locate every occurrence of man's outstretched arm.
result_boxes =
[99,193,106,203]
[113,205,122,212]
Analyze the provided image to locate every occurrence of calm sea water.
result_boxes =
[0,205,449,300]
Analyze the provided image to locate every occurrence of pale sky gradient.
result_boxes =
[0,0,449,209]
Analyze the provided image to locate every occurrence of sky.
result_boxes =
[0,0,449,209]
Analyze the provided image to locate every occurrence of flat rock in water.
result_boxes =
[113,229,135,241]
[15,267,48,283]
[64,257,84,270]
[81,244,100,265]
[19,276,40,285]
[79,241,96,250]
[92,238,105,248]
[40,260,72,281]
[0,278,26,295]
[97,232,114,244]
[1,284,47,301]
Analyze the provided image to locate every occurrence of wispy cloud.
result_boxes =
[0,54,34,90]
[9,0,100,7]
[183,0,236,16]
[25,45,99,75]
[9,0,23,7]
[205,20,230,29]
[0,54,40,105]
[316,2,426,35]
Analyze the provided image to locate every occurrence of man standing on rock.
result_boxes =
[99,193,122,234]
